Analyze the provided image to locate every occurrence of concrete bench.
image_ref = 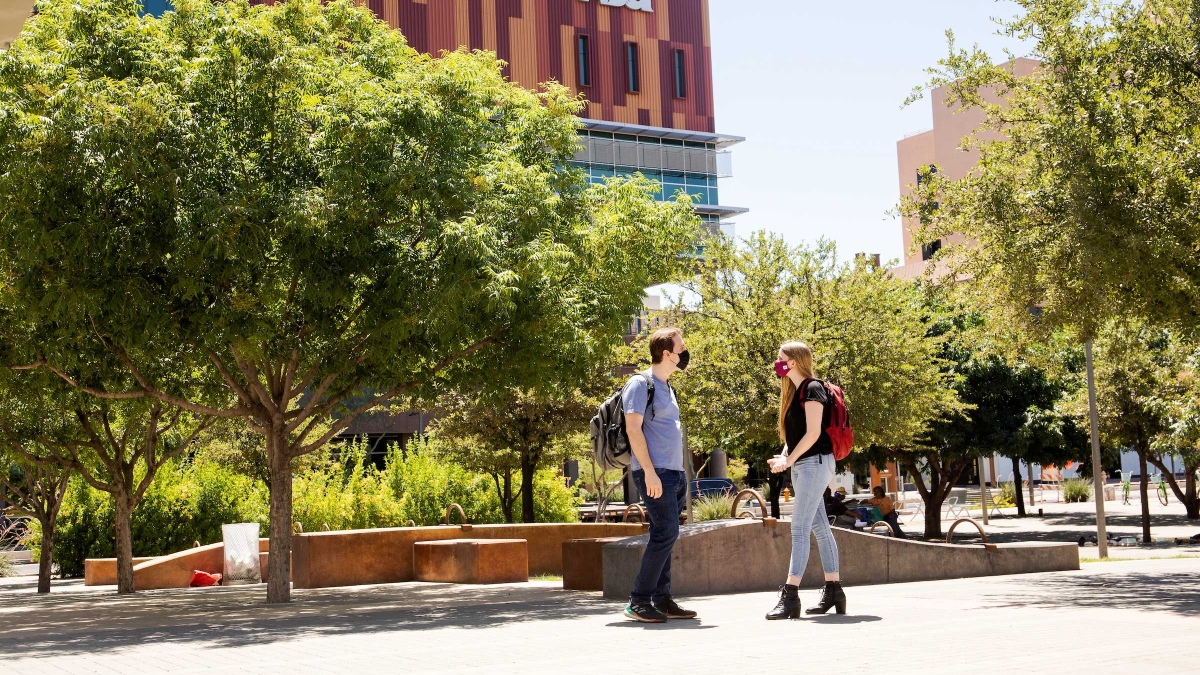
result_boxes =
[562,537,626,591]
[413,539,528,584]
[83,557,155,586]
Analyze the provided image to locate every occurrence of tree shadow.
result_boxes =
[0,582,624,657]
[984,569,1200,617]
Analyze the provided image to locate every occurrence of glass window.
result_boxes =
[626,42,640,94]
[577,35,591,87]
[673,49,687,98]
[921,239,942,261]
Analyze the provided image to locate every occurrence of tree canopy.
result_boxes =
[669,233,959,477]
[906,0,1200,339]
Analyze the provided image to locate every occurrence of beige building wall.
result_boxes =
[892,57,1039,280]
[0,0,33,49]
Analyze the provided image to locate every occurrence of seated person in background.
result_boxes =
[868,486,906,539]
[823,487,848,518]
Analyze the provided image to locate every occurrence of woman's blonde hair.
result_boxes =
[777,341,815,444]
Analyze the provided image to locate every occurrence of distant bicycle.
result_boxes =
[0,516,31,550]
[1152,473,1169,506]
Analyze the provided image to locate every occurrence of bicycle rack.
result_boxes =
[945,517,997,551]
[292,522,304,534]
[622,504,647,523]
[406,520,417,528]
[867,521,894,537]
[730,489,777,527]
[443,503,472,531]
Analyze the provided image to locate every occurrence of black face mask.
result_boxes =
[675,349,690,371]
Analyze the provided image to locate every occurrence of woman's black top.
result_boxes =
[785,379,833,459]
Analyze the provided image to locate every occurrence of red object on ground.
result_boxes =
[189,570,222,587]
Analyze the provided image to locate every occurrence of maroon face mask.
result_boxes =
[774,360,790,378]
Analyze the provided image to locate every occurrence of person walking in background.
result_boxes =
[868,486,906,539]
[765,341,846,620]
[622,327,698,624]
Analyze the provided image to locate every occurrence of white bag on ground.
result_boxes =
[222,523,262,584]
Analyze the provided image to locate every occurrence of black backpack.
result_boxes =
[590,371,655,471]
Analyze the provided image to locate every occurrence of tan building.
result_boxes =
[0,0,32,49]
[891,58,1038,280]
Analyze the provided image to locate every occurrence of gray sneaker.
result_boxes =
[624,602,668,623]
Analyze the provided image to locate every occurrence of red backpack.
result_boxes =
[800,378,854,461]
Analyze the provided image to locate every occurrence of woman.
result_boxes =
[765,341,846,619]
[867,485,906,539]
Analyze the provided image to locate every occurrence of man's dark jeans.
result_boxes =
[629,468,687,605]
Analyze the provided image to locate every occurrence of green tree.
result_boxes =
[0,0,696,602]
[1085,321,1180,542]
[0,439,70,594]
[670,233,958,515]
[1153,344,1200,519]
[57,401,212,592]
[905,0,1200,338]
[430,387,595,523]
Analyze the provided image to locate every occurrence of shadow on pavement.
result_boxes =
[0,582,622,658]
[605,621,718,630]
[805,614,882,624]
[985,569,1200,617]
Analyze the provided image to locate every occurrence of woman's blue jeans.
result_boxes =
[788,454,840,578]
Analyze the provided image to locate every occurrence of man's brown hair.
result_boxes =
[649,327,682,364]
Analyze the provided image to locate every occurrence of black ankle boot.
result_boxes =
[765,584,800,620]
[805,581,847,615]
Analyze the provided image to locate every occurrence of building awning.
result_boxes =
[694,204,749,220]
[579,119,745,149]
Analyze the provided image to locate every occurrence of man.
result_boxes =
[622,326,697,623]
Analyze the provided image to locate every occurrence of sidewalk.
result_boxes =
[3,557,1198,674]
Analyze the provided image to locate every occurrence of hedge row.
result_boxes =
[33,450,579,577]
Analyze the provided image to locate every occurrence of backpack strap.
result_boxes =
[640,370,656,420]
[798,377,823,403]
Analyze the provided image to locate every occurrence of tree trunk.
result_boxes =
[113,492,135,594]
[502,472,514,524]
[520,448,536,524]
[923,488,946,540]
[1012,456,1026,517]
[1139,450,1151,544]
[37,518,54,595]
[1187,467,1199,520]
[266,434,293,604]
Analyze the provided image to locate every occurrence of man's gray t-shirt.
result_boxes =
[622,373,683,472]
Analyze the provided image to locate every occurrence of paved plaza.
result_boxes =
[2,556,1198,675]
[927,499,1200,556]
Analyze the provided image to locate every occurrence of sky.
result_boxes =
[706,0,1030,266]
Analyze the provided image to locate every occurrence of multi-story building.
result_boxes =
[373,0,746,234]
[890,57,1038,280]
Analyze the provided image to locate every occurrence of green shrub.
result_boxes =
[693,493,735,522]
[39,463,268,578]
[996,482,1016,508]
[38,444,582,577]
[726,457,749,487]
[529,469,581,523]
[0,553,14,578]
[385,449,504,525]
[1063,478,1092,503]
